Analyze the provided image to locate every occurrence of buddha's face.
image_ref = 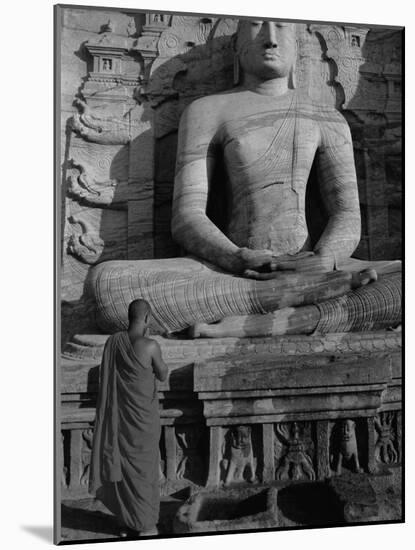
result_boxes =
[236,20,296,81]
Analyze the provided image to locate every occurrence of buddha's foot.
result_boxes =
[351,268,378,289]
[188,306,318,339]
[189,320,232,338]
[188,323,203,338]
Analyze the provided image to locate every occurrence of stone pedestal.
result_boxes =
[60,331,401,502]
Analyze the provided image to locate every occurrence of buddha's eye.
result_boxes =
[250,20,262,26]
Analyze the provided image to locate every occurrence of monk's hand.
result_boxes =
[271,250,335,273]
[238,247,274,274]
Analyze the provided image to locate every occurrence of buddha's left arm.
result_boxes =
[315,111,361,267]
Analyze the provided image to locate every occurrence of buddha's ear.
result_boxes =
[230,32,238,52]
[233,53,240,86]
[231,33,240,86]
[289,35,298,89]
[288,63,297,89]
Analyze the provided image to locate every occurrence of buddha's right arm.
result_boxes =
[171,99,244,273]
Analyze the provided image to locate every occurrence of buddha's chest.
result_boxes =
[221,112,318,181]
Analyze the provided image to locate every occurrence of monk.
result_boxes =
[89,299,168,537]
[89,20,401,336]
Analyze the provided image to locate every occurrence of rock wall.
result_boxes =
[58,7,402,346]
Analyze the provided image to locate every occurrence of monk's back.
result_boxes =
[112,332,159,425]
[128,334,154,370]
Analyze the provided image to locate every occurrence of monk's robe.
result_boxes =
[89,331,160,532]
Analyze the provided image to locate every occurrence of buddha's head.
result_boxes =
[234,20,297,85]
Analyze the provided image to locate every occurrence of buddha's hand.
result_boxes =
[238,247,274,273]
[272,250,335,273]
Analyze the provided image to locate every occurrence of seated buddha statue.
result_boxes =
[89,20,401,337]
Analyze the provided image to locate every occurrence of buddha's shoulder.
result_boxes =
[296,91,347,124]
[184,90,238,113]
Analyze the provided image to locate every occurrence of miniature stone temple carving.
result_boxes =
[87,20,401,337]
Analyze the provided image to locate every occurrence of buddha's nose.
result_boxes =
[263,21,278,49]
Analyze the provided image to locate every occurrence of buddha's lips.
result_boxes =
[263,52,280,59]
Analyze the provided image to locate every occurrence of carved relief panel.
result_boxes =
[61,10,155,344]
[274,421,316,482]
[79,428,94,488]
[374,411,400,465]
[329,418,365,476]
[220,425,259,485]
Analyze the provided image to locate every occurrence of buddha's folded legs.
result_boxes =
[89,258,398,335]
[190,271,401,338]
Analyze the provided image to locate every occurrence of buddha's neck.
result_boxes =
[242,74,290,97]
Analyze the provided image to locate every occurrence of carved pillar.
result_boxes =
[366,417,377,474]
[396,410,402,463]
[164,426,177,480]
[316,420,331,479]
[262,423,275,482]
[68,429,83,491]
[206,426,222,487]
[61,431,68,489]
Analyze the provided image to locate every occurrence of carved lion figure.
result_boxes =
[331,419,363,475]
[223,425,257,485]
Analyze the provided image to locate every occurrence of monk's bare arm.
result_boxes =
[150,341,168,382]
[315,111,361,267]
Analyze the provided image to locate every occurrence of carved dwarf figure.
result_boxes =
[89,20,401,337]
[374,412,399,465]
[275,422,315,481]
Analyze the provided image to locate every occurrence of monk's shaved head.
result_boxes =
[128,299,151,325]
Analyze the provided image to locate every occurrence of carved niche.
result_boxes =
[82,21,142,102]
[175,426,206,484]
